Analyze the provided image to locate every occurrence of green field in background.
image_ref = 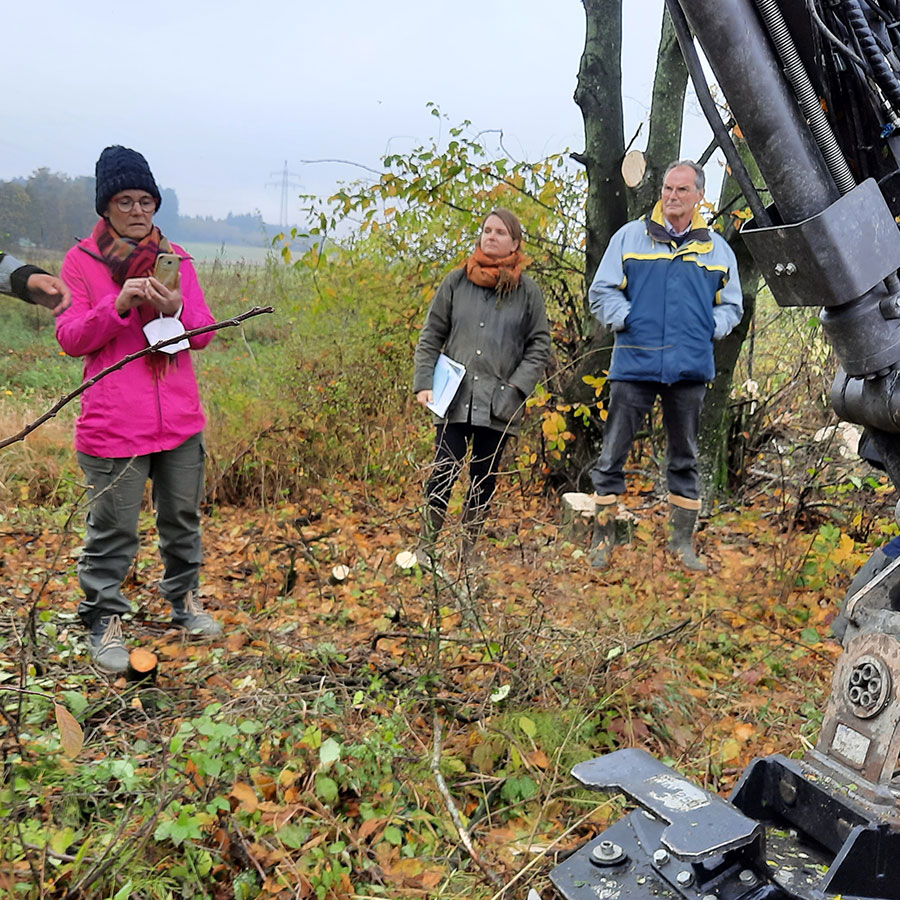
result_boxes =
[180,241,275,264]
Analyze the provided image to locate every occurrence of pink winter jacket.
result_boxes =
[57,235,215,458]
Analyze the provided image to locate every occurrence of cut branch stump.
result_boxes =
[395,550,419,572]
[126,648,158,684]
[560,493,596,545]
[329,564,351,585]
[560,492,635,548]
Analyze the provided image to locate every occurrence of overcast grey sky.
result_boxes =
[5,0,713,224]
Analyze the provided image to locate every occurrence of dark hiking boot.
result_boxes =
[171,591,223,637]
[89,614,130,674]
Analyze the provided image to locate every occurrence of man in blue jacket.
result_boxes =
[588,160,743,571]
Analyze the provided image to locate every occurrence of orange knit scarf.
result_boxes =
[465,247,524,295]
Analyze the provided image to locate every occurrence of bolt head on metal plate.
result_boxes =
[591,839,626,866]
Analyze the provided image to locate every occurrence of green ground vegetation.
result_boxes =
[0,247,892,899]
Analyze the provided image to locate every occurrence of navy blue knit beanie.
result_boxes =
[95,145,161,216]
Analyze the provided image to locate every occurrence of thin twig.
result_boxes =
[299,157,382,176]
[233,821,269,883]
[487,806,603,900]
[0,306,274,451]
[0,687,57,701]
[73,786,184,895]
[70,800,141,894]
[14,817,41,892]
[430,707,504,890]
[21,843,87,863]
[626,618,692,654]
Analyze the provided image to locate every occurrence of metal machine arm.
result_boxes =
[550,3,900,897]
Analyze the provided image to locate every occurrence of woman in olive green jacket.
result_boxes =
[413,208,551,560]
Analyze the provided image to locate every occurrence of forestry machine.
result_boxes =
[549,2,900,899]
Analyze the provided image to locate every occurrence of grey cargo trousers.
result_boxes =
[76,433,205,626]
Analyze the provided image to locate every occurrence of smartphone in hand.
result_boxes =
[154,253,181,290]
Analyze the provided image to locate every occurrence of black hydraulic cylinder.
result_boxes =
[677,0,840,223]
[677,0,900,402]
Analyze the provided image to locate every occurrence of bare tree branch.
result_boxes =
[431,707,504,890]
[0,306,274,452]
[299,158,382,176]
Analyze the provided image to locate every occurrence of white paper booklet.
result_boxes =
[427,353,466,417]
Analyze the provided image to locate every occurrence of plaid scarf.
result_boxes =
[91,218,173,286]
[465,247,525,296]
[88,218,179,378]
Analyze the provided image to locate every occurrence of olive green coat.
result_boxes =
[413,268,551,435]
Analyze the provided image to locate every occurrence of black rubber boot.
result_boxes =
[460,504,486,567]
[589,502,617,569]
[415,505,446,567]
[668,503,706,571]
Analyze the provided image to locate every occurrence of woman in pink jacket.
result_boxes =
[57,145,221,674]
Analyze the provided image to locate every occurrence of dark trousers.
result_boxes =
[77,433,206,626]
[424,423,509,525]
[589,380,706,500]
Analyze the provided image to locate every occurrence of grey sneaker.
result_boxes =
[89,615,130,674]
[171,591,223,637]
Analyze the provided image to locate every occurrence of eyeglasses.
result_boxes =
[113,196,156,213]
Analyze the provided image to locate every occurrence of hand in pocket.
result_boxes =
[492,383,525,424]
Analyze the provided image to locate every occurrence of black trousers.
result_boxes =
[424,423,509,523]
[589,380,707,500]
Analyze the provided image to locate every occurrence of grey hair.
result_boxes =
[663,159,705,192]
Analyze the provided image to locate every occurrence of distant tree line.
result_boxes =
[0,169,284,251]
[175,212,272,246]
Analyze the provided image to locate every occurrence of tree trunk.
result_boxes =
[629,9,689,218]
[698,241,758,509]
[555,0,630,487]
[574,0,628,286]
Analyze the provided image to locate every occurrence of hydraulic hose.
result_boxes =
[805,0,867,73]
[665,0,772,225]
[860,0,897,33]
[755,0,857,195]
[843,0,900,112]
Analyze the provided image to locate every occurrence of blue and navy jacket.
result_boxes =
[588,202,743,384]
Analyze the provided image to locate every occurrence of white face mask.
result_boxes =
[142,307,189,355]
